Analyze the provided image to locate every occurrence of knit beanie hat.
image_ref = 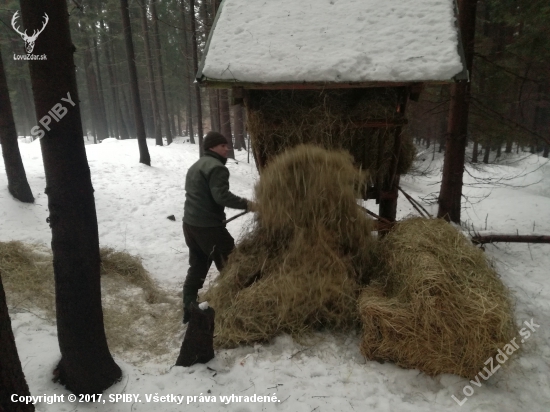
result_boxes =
[203,131,228,151]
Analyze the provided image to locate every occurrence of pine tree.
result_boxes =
[0,47,34,203]
[19,0,121,394]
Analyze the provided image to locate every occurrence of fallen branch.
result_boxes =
[398,187,433,218]
[471,234,550,245]
[358,205,395,232]
[359,205,393,225]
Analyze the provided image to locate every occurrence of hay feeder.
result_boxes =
[196,0,467,222]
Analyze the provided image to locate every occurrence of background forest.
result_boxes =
[1,0,246,154]
[0,0,548,161]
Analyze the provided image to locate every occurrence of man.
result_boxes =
[182,131,255,324]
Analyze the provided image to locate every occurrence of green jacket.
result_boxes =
[183,151,248,227]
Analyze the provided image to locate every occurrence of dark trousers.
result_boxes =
[182,222,235,305]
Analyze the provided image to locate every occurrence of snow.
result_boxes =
[201,0,464,83]
[2,137,550,411]
[100,138,119,144]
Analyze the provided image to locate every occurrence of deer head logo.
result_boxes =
[12,11,49,54]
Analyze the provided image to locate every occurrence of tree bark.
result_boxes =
[189,0,204,154]
[20,0,122,394]
[0,48,34,203]
[139,0,163,145]
[437,0,478,224]
[120,0,151,164]
[151,0,173,145]
[0,274,34,412]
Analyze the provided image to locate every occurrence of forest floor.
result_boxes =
[1,136,549,411]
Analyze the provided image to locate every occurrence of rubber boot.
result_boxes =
[183,293,197,324]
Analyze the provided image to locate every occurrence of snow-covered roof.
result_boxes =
[199,0,465,86]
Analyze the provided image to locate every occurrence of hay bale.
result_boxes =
[245,88,415,182]
[205,145,376,347]
[359,218,515,378]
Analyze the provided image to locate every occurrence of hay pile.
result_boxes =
[0,241,181,364]
[359,218,515,378]
[245,88,415,183]
[205,145,376,347]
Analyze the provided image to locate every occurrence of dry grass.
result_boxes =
[359,218,515,378]
[0,241,181,365]
[205,145,376,347]
[245,88,415,185]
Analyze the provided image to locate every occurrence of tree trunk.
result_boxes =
[219,89,234,158]
[139,0,163,145]
[189,0,204,154]
[210,90,220,131]
[109,39,131,140]
[472,134,479,162]
[483,141,491,163]
[118,89,132,139]
[233,104,245,150]
[0,48,34,203]
[0,275,34,412]
[151,0,173,145]
[179,0,195,143]
[379,115,405,223]
[19,79,35,137]
[120,0,151,164]
[101,20,121,139]
[437,0,478,224]
[83,40,108,141]
[169,92,177,139]
[92,33,109,138]
[20,0,122,394]
[176,103,181,136]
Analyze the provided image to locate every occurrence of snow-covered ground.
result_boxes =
[1,137,549,412]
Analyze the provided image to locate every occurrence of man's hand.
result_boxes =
[247,200,259,212]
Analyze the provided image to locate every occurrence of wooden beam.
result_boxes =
[349,119,408,128]
[199,80,434,90]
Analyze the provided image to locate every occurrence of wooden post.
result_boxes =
[378,87,409,222]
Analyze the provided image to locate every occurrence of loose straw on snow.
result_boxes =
[0,242,181,365]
